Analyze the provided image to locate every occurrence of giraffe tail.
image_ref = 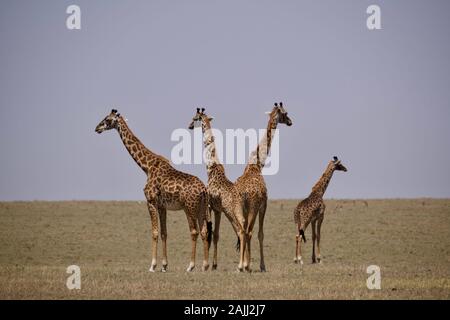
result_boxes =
[299,229,306,243]
[207,221,213,249]
[201,192,213,249]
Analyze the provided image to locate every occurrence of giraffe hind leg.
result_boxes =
[295,232,303,266]
[197,195,210,272]
[311,219,317,264]
[199,220,210,271]
[258,199,267,272]
[317,217,324,264]
[237,230,246,272]
[244,207,258,272]
[184,207,199,272]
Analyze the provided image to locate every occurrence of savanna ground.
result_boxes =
[0,199,449,299]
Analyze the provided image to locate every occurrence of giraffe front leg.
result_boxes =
[295,224,303,266]
[159,207,168,272]
[146,200,159,272]
[311,220,317,264]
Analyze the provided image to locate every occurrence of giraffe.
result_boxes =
[188,108,248,272]
[95,109,212,272]
[294,156,347,265]
[235,102,292,272]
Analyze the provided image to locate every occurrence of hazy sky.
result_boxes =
[1,0,449,200]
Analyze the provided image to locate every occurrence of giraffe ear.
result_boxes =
[116,113,121,117]
[208,117,214,121]
[265,111,271,115]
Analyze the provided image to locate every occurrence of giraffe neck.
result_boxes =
[246,113,278,171]
[310,163,335,198]
[201,120,224,176]
[116,117,157,175]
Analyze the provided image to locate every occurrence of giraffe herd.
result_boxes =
[95,104,347,272]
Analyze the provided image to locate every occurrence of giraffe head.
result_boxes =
[95,109,122,134]
[266,102,292,126]
[332,156,348,172]
[188,107,213,130]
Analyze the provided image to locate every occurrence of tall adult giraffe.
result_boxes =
[188,108,247,271]
[235,102,292,272]
[95,109,212,272]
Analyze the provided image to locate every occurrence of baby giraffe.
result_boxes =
[294,156,347,265]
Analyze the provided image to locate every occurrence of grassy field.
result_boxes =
[0,199,449,299]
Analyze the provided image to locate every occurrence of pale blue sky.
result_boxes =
[1,0,449,200]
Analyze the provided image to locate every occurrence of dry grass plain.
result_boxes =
[0,199,449,299]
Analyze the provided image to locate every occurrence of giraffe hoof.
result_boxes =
[186,266,195,272]
[161,264,168,272]
[149,265,157,272]
[202,264,210,272]
[317,257,322,264]
[237,267,244,272]
[212,264,217,270]
[260,266,266,272]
